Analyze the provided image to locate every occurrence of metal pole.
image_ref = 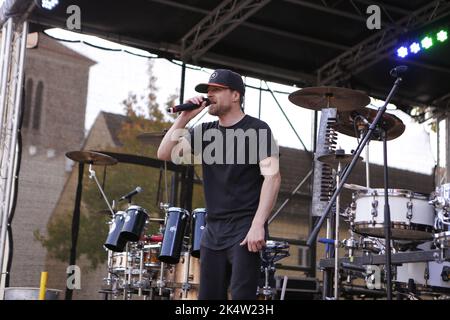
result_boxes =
[0,20,27,296]
[268,169,312,224]
[334,162,341,299]
[0,19,13,133]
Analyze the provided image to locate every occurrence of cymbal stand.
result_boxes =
[381,128,393,300]
[88,164,115,217]
[89,163,119,298]
[334,160,342,300]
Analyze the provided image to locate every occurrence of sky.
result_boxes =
[44,28,437,176]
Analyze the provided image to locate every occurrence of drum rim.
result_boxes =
[354,188,429,200]
[354,221,434,240]
[127,205,149,214]
[168,207,190,215]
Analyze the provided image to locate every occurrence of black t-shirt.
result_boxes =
[187,114,278,250]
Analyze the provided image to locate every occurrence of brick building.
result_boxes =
[8,33,95,289]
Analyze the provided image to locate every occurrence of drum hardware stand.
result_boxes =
[181,248,192,299]
[381,127,393,300]
[307,67,407,301]
[259,244,289,300]
[88,163,119,299]
[156,202,170,296]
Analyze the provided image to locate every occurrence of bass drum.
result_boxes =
[352,188,434,241]
[395,242,450,294]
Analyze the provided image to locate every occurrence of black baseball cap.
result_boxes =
[195,69,245,97]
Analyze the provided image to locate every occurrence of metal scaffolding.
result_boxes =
[0,17,28,299]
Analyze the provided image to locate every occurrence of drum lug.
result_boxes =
[371,191,378,225]
[406,198,413,223]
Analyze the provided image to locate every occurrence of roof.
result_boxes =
[3,0,450,116]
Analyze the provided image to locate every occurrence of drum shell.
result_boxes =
[159,208,189,264]
[104,212,127,252]
[191,208,206,258]
[120,206,148,242]
[353,189,434,240]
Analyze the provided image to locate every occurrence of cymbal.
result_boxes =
[336,108,405,141]
[136,130,168,146]
[288,87,370,111]
[343,183,369,191]
[317,152,362,166]
[65,151,118,166]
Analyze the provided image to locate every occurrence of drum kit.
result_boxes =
[288,86,450,299]
[66,148,209,300]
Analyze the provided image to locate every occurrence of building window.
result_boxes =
[23,78,33,128]
[32,81,43,130]
[298,245,310,268]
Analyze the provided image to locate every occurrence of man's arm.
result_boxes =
[157,96,207,161]
[240,156,281,252]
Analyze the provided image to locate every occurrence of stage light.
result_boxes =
[437,30,448,42]
[397,46,408,58]
[409,42,421,54]
[41,0,59,10]
[421,36,433,49]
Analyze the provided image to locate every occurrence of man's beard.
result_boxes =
[208,103,231,116]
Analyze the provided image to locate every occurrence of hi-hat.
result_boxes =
[343,183,370,191]
[336,108,405,141]
[317,151,362,166]
[66,151,118,166]
[288,87,370,111]
[136,130,168,146]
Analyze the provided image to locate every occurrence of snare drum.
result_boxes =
[158,208,190,264]
[120,205,149,242]
[352,188,434,240]
[143,243,162,269]
[110,252,129,273]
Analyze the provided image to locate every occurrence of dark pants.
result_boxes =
[198,242,260,300]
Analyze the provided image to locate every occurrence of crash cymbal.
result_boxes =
[136,130,168,146]
[317,152,362,166]
[336,108,405,141]
[288,87,370,111]
[65,151,118,166]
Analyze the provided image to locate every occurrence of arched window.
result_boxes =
[32,81,43,130]
[23,78,33,128]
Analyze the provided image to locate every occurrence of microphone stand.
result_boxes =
[307,74,404,300]
[382,128,393,300]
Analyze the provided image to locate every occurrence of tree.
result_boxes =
[36,60,205,269]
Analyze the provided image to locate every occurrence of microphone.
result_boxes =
[166,97,210,113]
[390,65,408,78]
[119,186,143,201]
